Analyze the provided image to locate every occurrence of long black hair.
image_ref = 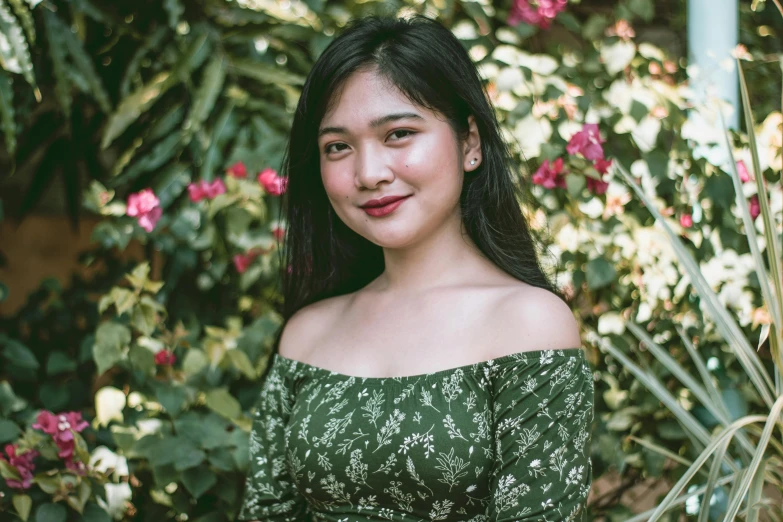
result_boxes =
[270,14,565,355]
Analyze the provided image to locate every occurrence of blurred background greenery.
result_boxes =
[0,0,781,521]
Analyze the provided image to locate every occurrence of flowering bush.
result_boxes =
[1,0,781,519]
[0,409,123,521]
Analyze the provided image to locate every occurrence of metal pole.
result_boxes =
[687,0,739,129]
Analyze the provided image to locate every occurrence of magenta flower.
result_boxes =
[1,444,38,490]
[532,158,567,189]
[749,195,760,220]
[225,160,248,179]
[508,0,567,29]
[187,179,226,202]
[680,213,693,228]
[257,168,288,196]
[566,123,606,161]
[154,350,176,366]
[736,160,751,183]
[126,189,162,232]
[32,411,89,473]
[594,158,613,175]
[586,177,609,195]
[271,225,286,242]
[233,251,260,273]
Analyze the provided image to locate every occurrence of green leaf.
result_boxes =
[93,322,131,374]
[0,0,38,98]
[228,58,305,86]
[225,349,257,379]
[144,436,204,469]
[207,447,235,471]
[0,418,21,443]
[181,466,217,498]
[128,345,155,376]
[155,383,190,415]
[0,68,16,155]
[163,0,184,30]
[54,12,111,113]
[3,339,39,369]
[42,10,73,117]
[200,101,234,181]
[82,503,112,522]
[35,503,67,522]
[12,494,32,521]
[585,257,616,289]
[174,412,232,450]
[182,349,208,377]
[0,381,27,416]
[46,351,77,375]
[183,53,226,138]
[8,0,35,45]
[626,0,655,21]
[102,71,172,149]
[205,388,241,420]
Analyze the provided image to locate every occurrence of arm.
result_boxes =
[237,356,311,521]
[486,351,594,522]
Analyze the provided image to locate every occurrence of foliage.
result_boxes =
[0,0,781,520]
[588,54,783,521]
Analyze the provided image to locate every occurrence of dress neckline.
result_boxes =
[272,346,585,383]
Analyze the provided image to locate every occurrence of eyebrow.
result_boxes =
[318,112,425,138]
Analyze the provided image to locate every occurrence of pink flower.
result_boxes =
[271,225,286,242]
[566,123,606,161]
[680,213,693,228]
[126,189,162,232]
[32,411,89,473]
[187,179,226,202]
[233,252,260,273]
[749,195,760,220]
[1,444,38,490]
[532,158,567,189]
[586,177,609,195]
[226,161,247,179]
[154,350,176,366]
[736,160,751,183]
[508,0,567,29]
[257,168,288,196]
[594,158,613,175]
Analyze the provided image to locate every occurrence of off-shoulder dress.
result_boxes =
[237,347,594,521]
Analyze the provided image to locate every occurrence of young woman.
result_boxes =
[238,14,594,522]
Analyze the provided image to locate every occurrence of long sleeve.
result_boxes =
[237,356,311,521]
[486,350,594,522]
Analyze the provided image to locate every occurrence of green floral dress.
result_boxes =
[237,347,594,521]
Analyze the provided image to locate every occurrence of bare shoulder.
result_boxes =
[277,294,350,361]
[488,285,582,358]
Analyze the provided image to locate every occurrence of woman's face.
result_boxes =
[317,68,480,249]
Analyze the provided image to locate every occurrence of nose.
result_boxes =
[354,144,394,189]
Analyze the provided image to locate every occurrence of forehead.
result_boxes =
[320,70,424,128]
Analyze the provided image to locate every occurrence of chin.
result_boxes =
[358,224,419,249]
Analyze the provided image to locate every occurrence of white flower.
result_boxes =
[89,446,129,478]
[97,482,132,520]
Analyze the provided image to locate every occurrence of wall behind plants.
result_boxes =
[0,0,781,521]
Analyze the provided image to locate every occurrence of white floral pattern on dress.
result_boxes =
[238,348,594,521]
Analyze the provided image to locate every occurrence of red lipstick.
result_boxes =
[361,195,411,217]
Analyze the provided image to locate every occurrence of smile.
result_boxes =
[362,196,412,217]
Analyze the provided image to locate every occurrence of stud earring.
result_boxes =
[470,159,477,165]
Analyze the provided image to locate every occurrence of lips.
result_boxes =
[360,195,411,208]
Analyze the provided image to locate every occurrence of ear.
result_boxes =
[462,115,482,172]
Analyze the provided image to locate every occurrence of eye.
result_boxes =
[324,142,348,154]
[388,129,415,141]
